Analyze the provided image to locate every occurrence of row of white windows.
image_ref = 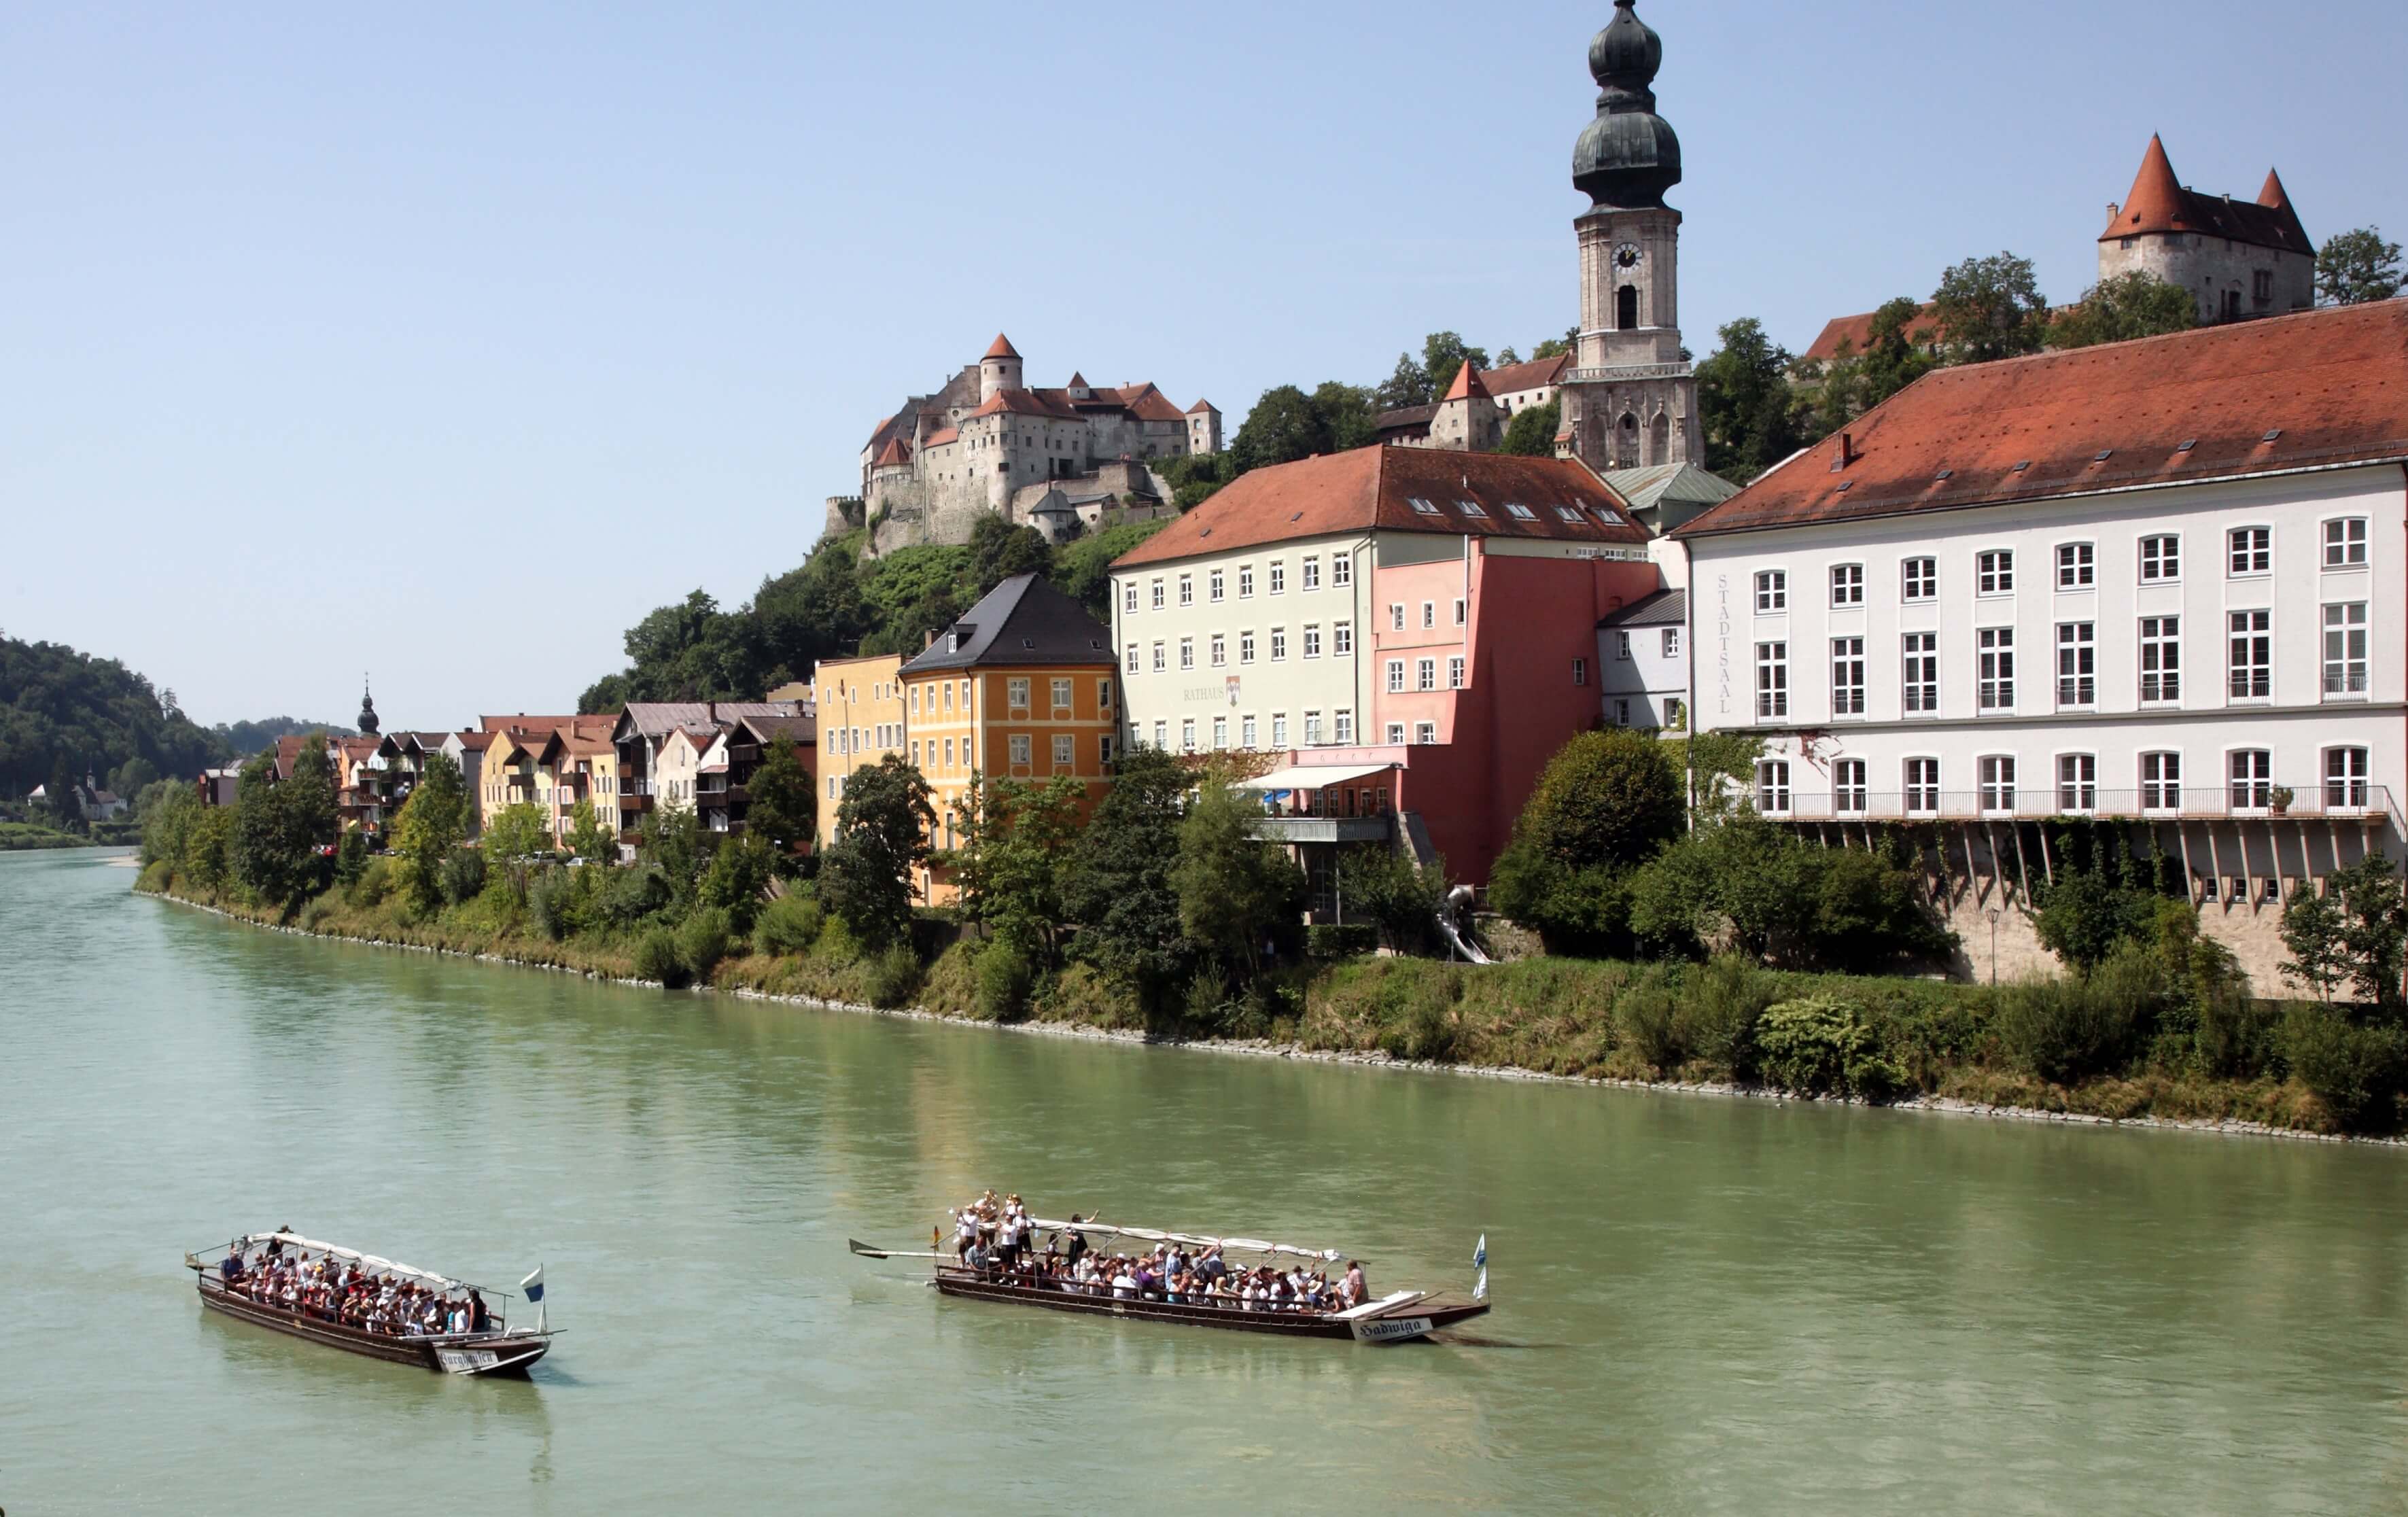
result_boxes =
[1130,554,1354,612]
[830,725,902,756]
[1613,628,1680,659]
[898,677,1115,718]
[1754,749,2375,815]
[1751,520,2372,612]
[1140,711,1450,751]
[1751,604,2370,718]
[1130,624,1353,672]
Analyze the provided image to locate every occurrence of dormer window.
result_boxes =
[1504,502,1537,521]
[1456,500,1486,518]
[1554,506,1584,523]
[1408,497,1440,515]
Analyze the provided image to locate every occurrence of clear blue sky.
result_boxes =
[5,1,2399,730]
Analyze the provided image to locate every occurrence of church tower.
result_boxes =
[1561,0,1697,472]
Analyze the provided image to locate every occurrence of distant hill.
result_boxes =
[213,716,356,756]
[0,636,232,798]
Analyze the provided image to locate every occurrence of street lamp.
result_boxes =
[1985,907,2002,986]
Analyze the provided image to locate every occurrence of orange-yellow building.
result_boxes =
[896,572,1119,902]
[809,652,907,852]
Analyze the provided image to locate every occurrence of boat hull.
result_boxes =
[930,1270,1488,1342]
[196,1280,549,1376]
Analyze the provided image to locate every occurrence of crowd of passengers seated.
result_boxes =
[217,1234,493,1338]
[953,1198,1367,1312]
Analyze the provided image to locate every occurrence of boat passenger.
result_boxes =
[220,1241,246,1285]
[1343,1260,1367,1308]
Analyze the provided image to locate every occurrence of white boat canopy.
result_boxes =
[1232,762,1395,792]
[1029,1217,1343,1263]
[234,1232,490,1294]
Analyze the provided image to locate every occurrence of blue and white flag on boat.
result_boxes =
[1473,1234,1488,1301]
[520,1266,544,1304]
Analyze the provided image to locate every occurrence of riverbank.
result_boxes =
[0,821,130,850]
[136,871,2383,1143]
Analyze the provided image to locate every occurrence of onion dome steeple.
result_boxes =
[1573,0,1682,211]
[357,677,380,737]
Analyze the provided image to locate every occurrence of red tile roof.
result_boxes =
[2101,134,2311,256]
[1113,446,1646,568]
[873,436,911,467]
[1673,302,2408,540]
[478,714,580,737]
[921,425,960,448]
[1442,363,1492,403]
[1185,398,1217,415]
[983,333,1020,360]
[1800,302,1940,365]
[1111,382,1189,423]
[969,387,1081,420]
[1480,354,1568,396]
[452,731,494,752]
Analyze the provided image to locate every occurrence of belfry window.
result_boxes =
[1616,283,1639,330]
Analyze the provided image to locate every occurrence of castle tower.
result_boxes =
[1560,0,1696,472]
[2095,135,2314,325]
[978,333,1024,404]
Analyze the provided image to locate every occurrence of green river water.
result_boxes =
[5,848,2407,1513]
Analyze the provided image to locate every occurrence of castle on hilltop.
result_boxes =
[828,334,1223,555]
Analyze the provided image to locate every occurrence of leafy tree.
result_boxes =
[1336,845,1451,954]
[2045,271,2197,349]
[2032,820,2168,970]
[1694,317,1803,483]
[1053,520,1168,616]
[1815,298,1936,427]
[1418,332,1490,402]
[1310,381,1379,452]
[2282,886,2353,1006]
[140,783,202,873]
[1497,400,1561,457]
[745,740,816,871]
[1062,744,1196,1000]
[1372,353,1432,413]
[389,752,469,911]
[1150,454,1238,512]
[1930,252,2048,364]
[107,756,160,799]
[1488,730,1685,954]
[578,673,631,716]
[818,754,933,948]
[211,716,352,753]
[1232,383,1380,472]
[968,513,1052,596]
[1172,780,1308,979]
[1626,813,1948,969]
[951,771,1087,964]
[2316,226,2404,306]
[638,801,713,917]
[1530,328,1577,360]
[564,796,617,862]
[483,801,554,864]
[43,753,82,831]
[696,831,777,935]
[2331,852,2408,1010]
[232,742,336,907]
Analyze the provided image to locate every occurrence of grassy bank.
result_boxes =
[1,820,129,851]
[138,867,2381,1140]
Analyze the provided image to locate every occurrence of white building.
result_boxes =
[1596,588,1689,731]
[1670,302,2408,905]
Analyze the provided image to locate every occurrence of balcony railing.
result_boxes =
[1755,786,2392,824]
[2325,670,2370,697]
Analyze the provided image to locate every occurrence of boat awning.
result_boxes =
[1234,763,1395,791]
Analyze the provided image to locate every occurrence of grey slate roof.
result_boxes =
[1596,588,1686,629]
[898,573,1115,674]
[1601,462,1739,533]
[618,701,801,738]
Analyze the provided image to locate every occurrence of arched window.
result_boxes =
[1617,412,1639,466]
[1648,412,1670,464]
[1616,283,1639,330]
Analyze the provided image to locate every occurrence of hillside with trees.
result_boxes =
[0,635,230,799]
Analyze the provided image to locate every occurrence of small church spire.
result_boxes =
[357,676,380,737]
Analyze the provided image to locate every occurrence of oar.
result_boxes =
[848,1238,945,1261]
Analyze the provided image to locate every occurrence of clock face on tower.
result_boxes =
[1613,242,1643,269]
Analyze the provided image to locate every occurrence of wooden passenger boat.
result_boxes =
[185,1231,555,1376]
[850,1213,1491,1344]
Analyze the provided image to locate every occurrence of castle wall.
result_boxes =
[2097,234,2315,324]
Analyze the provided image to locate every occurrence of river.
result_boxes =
[4,848,2406,1512]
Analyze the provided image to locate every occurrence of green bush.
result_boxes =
[634,926,689,988]
[296,895,335,932]
[1673,954,1773,1077]
[595,863,669,929]
[1306,923,1378,959]
[527,869,571,942]
[1185,967,1234,1027]
[1995,942,2155,1083]
[974,941,1035,1022]
[751,890,824,958]
[1755,996,1900,1099]
[345,855,398,910]
[2282,1005,2407,1132]
[677,907,733,979]
[862,943,922,1009]
[1613,966,1683,1070]
[438,846,487,908]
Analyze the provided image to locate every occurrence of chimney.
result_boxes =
[2106,200,2120,223]
[1829,433,1855,470]
[924,628,939,650]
